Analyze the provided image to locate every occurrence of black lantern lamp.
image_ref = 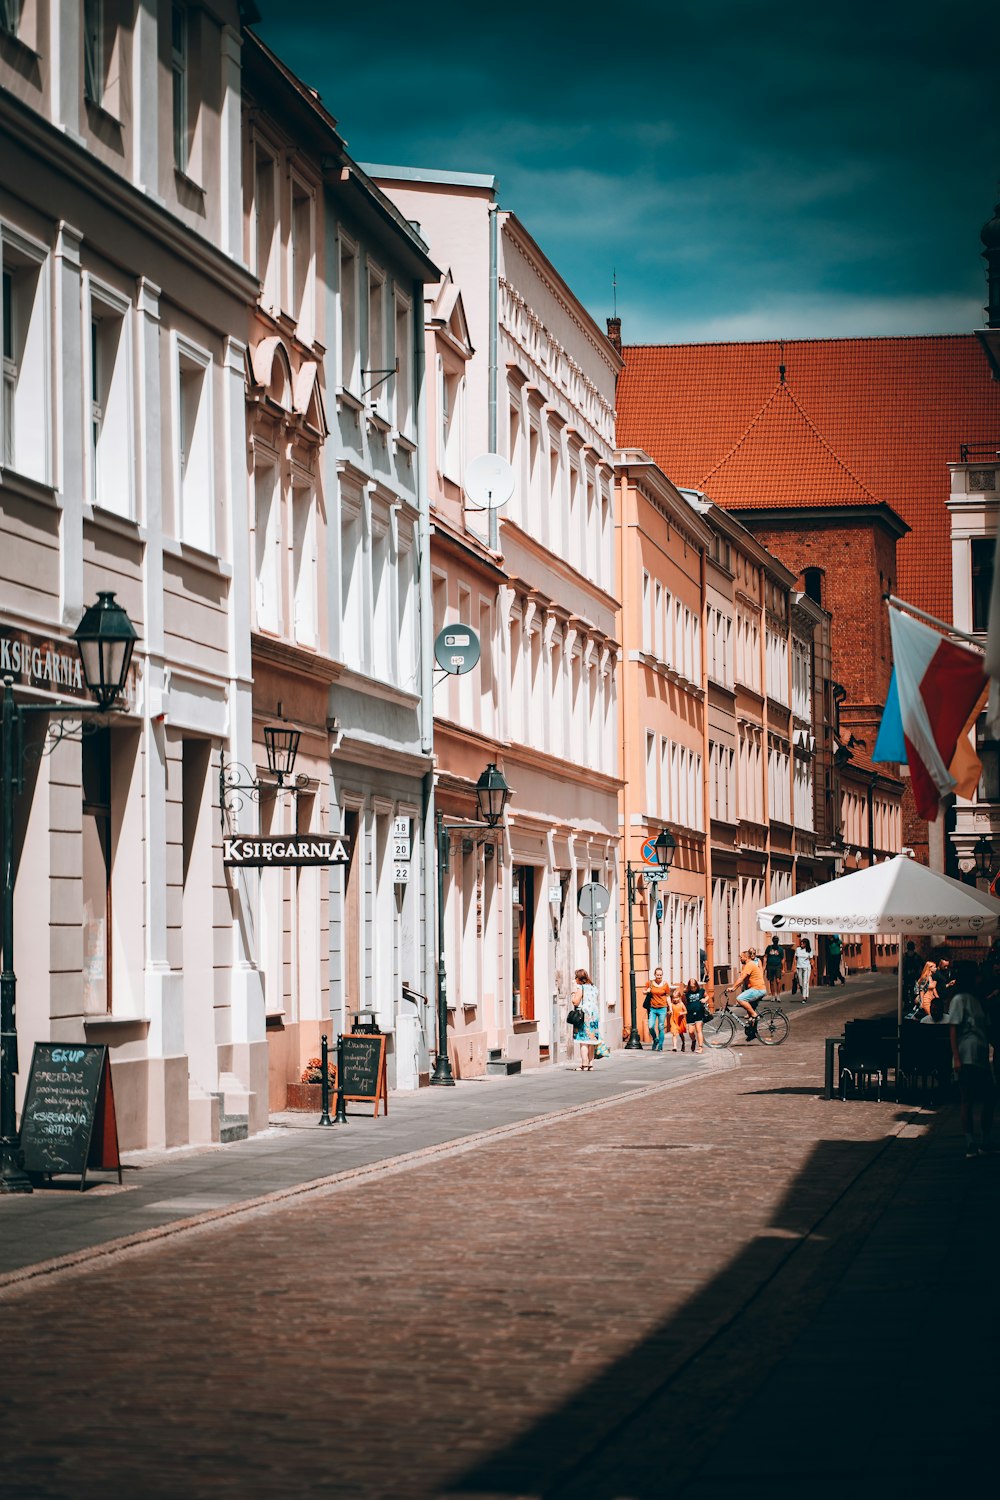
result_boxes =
[975,835,993,881]
[263,722,301,787]
[653,827,676,870]
[474,762,512,828]
[72,590,137,710]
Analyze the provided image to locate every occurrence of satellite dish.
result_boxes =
[464,454,515,510]
[434,624,481,676]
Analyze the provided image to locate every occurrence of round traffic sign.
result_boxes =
[641,836,662,865]
[577,881,610,917]
[434,624,481,676]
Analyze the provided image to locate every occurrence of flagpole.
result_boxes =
[883,593,984,651]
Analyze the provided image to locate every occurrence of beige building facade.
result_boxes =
[1,0,264,1149]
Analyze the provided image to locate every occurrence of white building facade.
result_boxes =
[372,167,623,1067]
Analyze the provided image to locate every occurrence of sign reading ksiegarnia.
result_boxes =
[223,837,351,867]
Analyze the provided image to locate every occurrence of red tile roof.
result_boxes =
[617,336,1000,622]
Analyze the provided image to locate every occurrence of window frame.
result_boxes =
[172,331,215,554]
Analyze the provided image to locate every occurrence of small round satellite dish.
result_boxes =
[434,624,481,676]
[464,454,515,510]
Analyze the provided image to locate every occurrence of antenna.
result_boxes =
[613,267,618,318]
[778,339,786,385]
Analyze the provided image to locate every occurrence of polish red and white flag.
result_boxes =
[888,606,987,821]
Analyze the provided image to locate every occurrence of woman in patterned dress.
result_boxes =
[571,968,601,1070]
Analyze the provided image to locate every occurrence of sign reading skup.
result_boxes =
[223,837,352,867]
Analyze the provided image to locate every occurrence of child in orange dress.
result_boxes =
[669,987,688,1052]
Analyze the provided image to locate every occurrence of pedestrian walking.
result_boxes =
[793,937,813,1001]
[669,986,688,1052]
[646,967,671,1052]
[684,978,708,1053]
[946,960,996,1157]
[825,934,845,986]
[764,937,785,997]
[570,968,601,1071]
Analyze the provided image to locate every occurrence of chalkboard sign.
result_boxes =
[340,1033,388,1117]
[19,1043,122,1189]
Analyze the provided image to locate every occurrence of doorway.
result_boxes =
[512,865,535,1020]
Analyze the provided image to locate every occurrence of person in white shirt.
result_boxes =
[793,938,813,1002]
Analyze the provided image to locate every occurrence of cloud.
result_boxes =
[254,0,1000,341]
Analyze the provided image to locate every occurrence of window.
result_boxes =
[646,732,656,812]
[254,144,278,312]
[84,0,103,104]
[340,492,364,670]
[371,520,391,680]
[175,336,213,551]
[0,0,22,37]
[367,267,385,411]
[803,567,823,607]
[339,236,359,393]
[398,529,417,692]
[290,178,314,334]
[972,537,994,634]
[394,293,412,435]
[171,5,189,173]
[292,483,316,646]
[87,280,132,516]
[440,361,463,480]
[254,462,280,632]
[1,231,49,482]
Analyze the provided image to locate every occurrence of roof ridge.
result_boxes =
[700,381,783,486]
[623,333,978,351]
[780,383,878,501]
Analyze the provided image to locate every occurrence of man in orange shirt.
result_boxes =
[726,949,766,1032]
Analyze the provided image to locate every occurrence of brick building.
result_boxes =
[616,335,999,884]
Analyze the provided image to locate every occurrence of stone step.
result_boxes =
[219,1113,249,1144]
[486,1057,521,1076]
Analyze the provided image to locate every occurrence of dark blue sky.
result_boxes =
[256,0,999,342]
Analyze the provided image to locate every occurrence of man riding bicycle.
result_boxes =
[725,950,767,1034]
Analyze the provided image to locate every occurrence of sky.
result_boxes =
[255,0,1000,344]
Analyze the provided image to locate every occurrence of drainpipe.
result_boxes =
[488,200,499,551]
[414,282,437,1060]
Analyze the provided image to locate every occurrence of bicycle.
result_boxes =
[703,991,789,1048]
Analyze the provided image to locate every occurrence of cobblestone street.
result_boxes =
[2,980,996,1499]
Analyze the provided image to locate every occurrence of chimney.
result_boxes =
[606,316,622,354]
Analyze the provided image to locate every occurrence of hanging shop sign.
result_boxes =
[223,836,352,867]
[0,626,89,699]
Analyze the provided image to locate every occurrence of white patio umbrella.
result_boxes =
[757,853,1000,1025]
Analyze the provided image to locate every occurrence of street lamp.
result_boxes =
[219,706,308,828]
[2,592,138,1194]
[975,835,993,881]
[625,828,676,1050]
[432,762,512,1086]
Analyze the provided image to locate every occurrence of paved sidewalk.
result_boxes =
[0,978,878,1281]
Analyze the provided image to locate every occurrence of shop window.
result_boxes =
[512,866,535,1020]
[82,729,113,1013]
